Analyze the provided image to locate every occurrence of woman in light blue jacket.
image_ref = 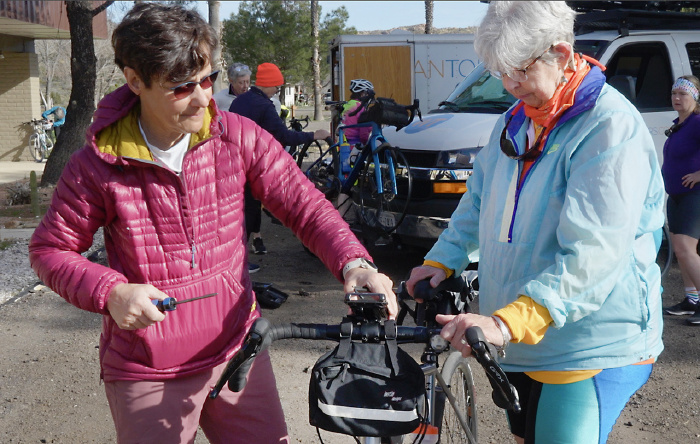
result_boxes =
[406,2,665,443]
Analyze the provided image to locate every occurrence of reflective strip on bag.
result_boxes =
[317,400,418,422]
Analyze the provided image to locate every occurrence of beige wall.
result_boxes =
[0,51,41,162]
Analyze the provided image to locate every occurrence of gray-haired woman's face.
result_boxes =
[500,46,566,109]
[232,75,250,96]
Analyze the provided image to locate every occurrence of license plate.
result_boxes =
[377,211,395,228]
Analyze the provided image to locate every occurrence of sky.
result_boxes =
[109,2,489,31]
[197,1,488,31]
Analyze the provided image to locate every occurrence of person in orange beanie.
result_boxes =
[230,63,331,259]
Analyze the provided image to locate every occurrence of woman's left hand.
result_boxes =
[682,170,700,188]
[436,313,505,358]
[343,268,397,319]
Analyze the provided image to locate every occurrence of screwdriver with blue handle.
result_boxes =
[152,293,217,312]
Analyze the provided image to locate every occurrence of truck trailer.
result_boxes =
[329,32,478,112]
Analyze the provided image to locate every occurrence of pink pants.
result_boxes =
[105,350,289,444]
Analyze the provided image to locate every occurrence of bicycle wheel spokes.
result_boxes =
[44,135,54,159]
[439,353,478,444]
[28,133,44,162]
[358,145,412,235]
[298,140,341,200]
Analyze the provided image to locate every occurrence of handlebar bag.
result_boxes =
[358,97,411,130]
[308,320,426,437]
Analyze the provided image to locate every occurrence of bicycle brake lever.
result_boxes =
[466,327,521,413]
[209,318,271,399]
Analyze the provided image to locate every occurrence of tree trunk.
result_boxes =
[311,0,323,120]
[41,0,113,186]
[208,1,223,93]
[425,0,434,34]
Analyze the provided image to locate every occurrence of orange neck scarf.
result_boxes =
[523,53,601,128]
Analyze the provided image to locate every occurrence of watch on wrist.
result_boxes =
[342,258,378,280]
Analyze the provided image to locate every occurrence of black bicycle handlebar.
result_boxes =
[209,317,521,413]
[289,115,310,131]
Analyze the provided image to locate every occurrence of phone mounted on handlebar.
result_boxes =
[345,291,387,322]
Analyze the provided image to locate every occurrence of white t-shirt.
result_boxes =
[138,119,191,174]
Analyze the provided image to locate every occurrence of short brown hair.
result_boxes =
[112,3,218,88]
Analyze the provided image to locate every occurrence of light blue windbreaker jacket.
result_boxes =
[425,67,665,372]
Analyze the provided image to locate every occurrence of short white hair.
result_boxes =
[227,62,251,81]
[474,1,576,75]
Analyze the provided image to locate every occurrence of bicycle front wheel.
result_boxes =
[43,135,54,159]
[28,134,44,162]
[298,140,341,200]
[358,144,412,235]
[437,351,478,444]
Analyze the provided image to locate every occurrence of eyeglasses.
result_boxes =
[490,46,552,82]
[500,113,546,160]
[233,65,250,72]
[169,70,220,99]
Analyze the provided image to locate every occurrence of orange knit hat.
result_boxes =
[255,63,284,87]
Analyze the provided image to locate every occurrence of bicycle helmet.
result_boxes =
[349,79,374,93]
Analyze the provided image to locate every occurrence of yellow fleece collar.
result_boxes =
[96,103,215,160]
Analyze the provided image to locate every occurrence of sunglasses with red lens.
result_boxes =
[500,113,546,161]
[169,70,220,99]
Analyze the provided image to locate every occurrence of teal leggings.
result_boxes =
[506,364,652,443]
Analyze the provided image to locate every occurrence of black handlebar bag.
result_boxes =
[358,97,412,130]
[308,320,426,437]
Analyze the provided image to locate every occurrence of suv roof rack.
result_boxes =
[573,7,700,36]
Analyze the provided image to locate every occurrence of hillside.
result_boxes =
[358,24,477,35]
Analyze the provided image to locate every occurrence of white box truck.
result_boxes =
[329,32,478,112]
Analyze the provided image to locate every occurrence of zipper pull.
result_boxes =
[191,243,197,268]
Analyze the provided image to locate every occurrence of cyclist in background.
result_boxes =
[42,105,66,141]
[230,62,331,258]
[341,79,374,146]
[212,62,251,111]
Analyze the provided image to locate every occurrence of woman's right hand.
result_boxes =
[106,283,167,330]
[405,265,447,299]
[313,129,331,141]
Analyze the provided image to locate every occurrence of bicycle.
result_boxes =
[210,275,520,444]
[24,118,54,162]
[296,95,420,235]
[286,115,323,163]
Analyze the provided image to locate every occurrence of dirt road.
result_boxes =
[1,211,699,443]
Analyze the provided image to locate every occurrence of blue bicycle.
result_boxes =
[296,96,420,235]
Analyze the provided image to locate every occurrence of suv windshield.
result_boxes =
[434,64,516,114]
[434,39,612,115]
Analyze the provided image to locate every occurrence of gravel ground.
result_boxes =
[0,239,38,305]
[1,216,699,443]
[0,230,105,305]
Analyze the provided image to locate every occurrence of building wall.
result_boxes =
[0,50,41,162]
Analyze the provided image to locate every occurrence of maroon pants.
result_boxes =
[105,350,289,444]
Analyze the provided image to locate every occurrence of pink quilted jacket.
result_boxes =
[29,85,370,382]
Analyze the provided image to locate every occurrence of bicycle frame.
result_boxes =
[422,361,477,444]
[306,121,398,197]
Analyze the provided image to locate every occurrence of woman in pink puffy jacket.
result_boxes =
[28,4,396,444]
